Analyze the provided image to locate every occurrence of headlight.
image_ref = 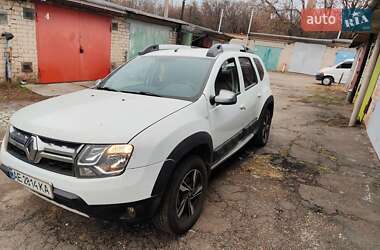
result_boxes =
[76,144,133,178]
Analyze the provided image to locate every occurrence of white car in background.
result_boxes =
[0,44,274,235]
[316,59,354,85]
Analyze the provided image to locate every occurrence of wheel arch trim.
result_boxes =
[151,132,213,196]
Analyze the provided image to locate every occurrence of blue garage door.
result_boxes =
[336,50,356,64]
[254,45,282,71]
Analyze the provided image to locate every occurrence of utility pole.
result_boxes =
[246,9,254,46]
[180,0,186,20]
[164,0,169,18]
[218,9,224,32]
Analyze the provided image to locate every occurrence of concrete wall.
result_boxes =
[0,0,38,82]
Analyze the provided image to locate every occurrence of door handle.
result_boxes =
[240,105,246,111]
[257,93,262,98]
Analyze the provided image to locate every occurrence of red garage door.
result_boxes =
[36,3,111,83]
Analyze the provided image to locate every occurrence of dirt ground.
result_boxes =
[1,72,380,249]
[0,82,46,139]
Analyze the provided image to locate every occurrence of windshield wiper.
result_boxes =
[97,86,118,92]
[97,87,162,97]
[121,91,162,97]
[136,91,161,97]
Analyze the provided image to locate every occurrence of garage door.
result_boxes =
[36,3,111,83]
[255,45,282,71]
[288,42,326,75]
[128,20,171,60]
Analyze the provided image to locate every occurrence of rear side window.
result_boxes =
[253,58,265,80]
[239,57,258,89]
[337,62,353,69]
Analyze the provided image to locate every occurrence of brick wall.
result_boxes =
[0,0,38,83]
[111,16,129,68]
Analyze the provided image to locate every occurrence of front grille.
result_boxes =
[6,127,82,177]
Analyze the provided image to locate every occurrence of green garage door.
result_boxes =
[254,45,282,71]
[128,20,172,60]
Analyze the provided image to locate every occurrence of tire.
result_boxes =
[153,155,208,235]
[321,76,334,86]
[253,108,272,147]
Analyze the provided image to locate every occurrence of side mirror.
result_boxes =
[213,89,237,105]
[94,79,102,88]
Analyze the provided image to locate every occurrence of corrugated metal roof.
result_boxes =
[246,32,352,46]
[59,0,232,40]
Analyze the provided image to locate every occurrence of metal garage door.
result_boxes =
[36,3,111,83]
[336,50,356,64]
[367,78,380,159]
[254,45,282,71]
[128,20,171,60]
[288,42,326,75]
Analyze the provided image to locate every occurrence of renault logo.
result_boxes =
[24,136,38,163]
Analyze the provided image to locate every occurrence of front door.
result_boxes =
[36,3,111,83]
[236,56,261,127]
[208,58,246,154]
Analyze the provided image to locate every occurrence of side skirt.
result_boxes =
[210,119,260,170]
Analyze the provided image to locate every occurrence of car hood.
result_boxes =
[319,66,333,73]
[10,89,191,144]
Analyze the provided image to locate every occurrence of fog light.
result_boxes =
[127,207,136,218]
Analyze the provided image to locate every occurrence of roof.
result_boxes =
[140,44,259,58]
[58,0,232,40]
[244,32,352,46]
[146,48,210,58]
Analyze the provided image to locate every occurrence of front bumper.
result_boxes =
[315,73,324,81]
[0,163,162,222]
[0,139,165,221]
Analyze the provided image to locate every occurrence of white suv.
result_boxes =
[0,44,274,234]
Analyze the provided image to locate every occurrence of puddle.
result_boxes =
[243,154,320,186]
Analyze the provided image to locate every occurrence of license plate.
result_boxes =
[10,169,54,199]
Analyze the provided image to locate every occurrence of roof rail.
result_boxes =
[138,44,192,56]
[206,44,252,57]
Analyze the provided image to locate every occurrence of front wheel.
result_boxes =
[322,76,333,86]
[253,108,272,147]
[153,155,208,235]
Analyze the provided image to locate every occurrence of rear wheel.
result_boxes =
[253,108,272,147]
[153,155,208,235]
[322,76,334,86]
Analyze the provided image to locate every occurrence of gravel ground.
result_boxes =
[0,72,380,249]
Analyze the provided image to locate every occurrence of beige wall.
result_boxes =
[277,43,294,72]
[0,0,38,82]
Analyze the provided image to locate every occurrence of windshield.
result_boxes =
[99,56,214,100]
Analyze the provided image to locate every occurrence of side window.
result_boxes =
[337,62,353,69]
[239,57,258,89]
[253,58,265,81]
[215,58,240,96]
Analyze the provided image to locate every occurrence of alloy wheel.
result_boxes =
[262,111,271,143]
[176,169,203,219]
